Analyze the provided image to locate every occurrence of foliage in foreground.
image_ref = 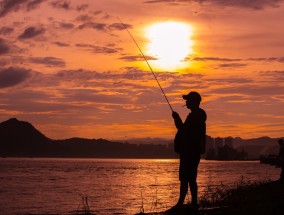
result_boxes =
[199,178,284,215]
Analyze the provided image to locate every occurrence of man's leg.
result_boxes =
[188,161,199,206]
[177,180,188,206]
[189,179,198,205]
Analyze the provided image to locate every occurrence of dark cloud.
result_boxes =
[93,10,102,15]
[189,57,242,62]
[119,55,158,62]
[0,38,9,54]
[188,56,284,64]
[29,57,66,67]
[0,58,9,66]
[53,41,70,47]
[0,26,14,35]
[248,57,284,63]
[0,67,31,88]
[77,22,133,32]
[55,69,151,82]
[213,84,283,96]
[0,0,43,17]
[18,26,45,39]
[258,70,284,79]
[76,4,88,11]
[76,43,122,54]
[143,0,284,10]
[26,0,44,10]
[75,14,93,22]
[50,0,70,10]
[144,0,177,3]
[108,23,133,31]
[206,77,253,84]
[207,0,283,10]
[218,63,247,68]
[0,0,28,17]
[59,22,74,29]
[78,22,106,31]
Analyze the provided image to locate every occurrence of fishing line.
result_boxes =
[117,17,174,112]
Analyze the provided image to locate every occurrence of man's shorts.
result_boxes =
[179,154,200,181]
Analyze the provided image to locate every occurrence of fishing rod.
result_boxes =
[117,17,174,112]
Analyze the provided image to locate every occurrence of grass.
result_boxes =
[136,178,284,215]
[75,195,94,215]
[136,178,167,215]
[199,178,284,215]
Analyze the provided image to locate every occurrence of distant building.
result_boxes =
[206,144,248,160]
[206,148,217,160]
[224,136,233,148]
[215,137,223,148]
[206,136,214,150]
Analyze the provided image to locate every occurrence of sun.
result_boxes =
[145,21,194,70]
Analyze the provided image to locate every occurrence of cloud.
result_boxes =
[189,57,242,62]
[119,55,158,62]
[77,22,133,32]
[204,0,284,10]
[75,43,122,54]
[0,67,31,88]
[78,22,106,31]
[29,57,66,67]
[0,26,14,35]
[0,38,9,54]
[50,0,70,10]
[218,63,247,68]
[26,0,44,11]
[76,4,88,12]
[18,26,45,39]
[0,0,44,17]
[188,56,284,63]
[0,58,9,66]
[53,41,70,47]
[55,68,153,83]
[108,23,133,31]
[59,22,74,29]
[75,14,93,22]
[143,0,179,4]
[143,0,284,10]
[258,70,284,79]
[248,57,284,63]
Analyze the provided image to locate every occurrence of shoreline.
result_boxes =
[137,180,284,215]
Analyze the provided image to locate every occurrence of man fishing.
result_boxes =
[119,19,206,211]
[170,91,207,212]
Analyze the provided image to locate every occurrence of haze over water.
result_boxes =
[0,158,280,215]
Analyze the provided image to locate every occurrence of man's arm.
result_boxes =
[172,111,183,130]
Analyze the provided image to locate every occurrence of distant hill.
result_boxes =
[233,137,279,159]
[0,118,51,157]
[114,137,171,145]
[0,118,281,159]
[0,118,176,158]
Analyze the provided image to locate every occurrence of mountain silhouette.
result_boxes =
[0,118,50,144]
[0,118,281,158]
[0,118,51,157]
[0,118,175,158]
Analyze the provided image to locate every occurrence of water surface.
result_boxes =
[0,158,279,214]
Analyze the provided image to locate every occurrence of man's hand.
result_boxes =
[172,111,180,119]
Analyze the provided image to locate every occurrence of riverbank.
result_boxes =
[136,180,284,215]
[201,179,284,215]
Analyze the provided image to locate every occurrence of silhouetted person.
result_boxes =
[278,139,284,182]
[170,91,206,212]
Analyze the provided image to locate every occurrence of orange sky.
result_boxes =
[0,0,283,140]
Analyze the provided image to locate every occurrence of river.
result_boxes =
[0,158,280,214]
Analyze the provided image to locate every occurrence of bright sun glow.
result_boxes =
[145,21,194,70]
